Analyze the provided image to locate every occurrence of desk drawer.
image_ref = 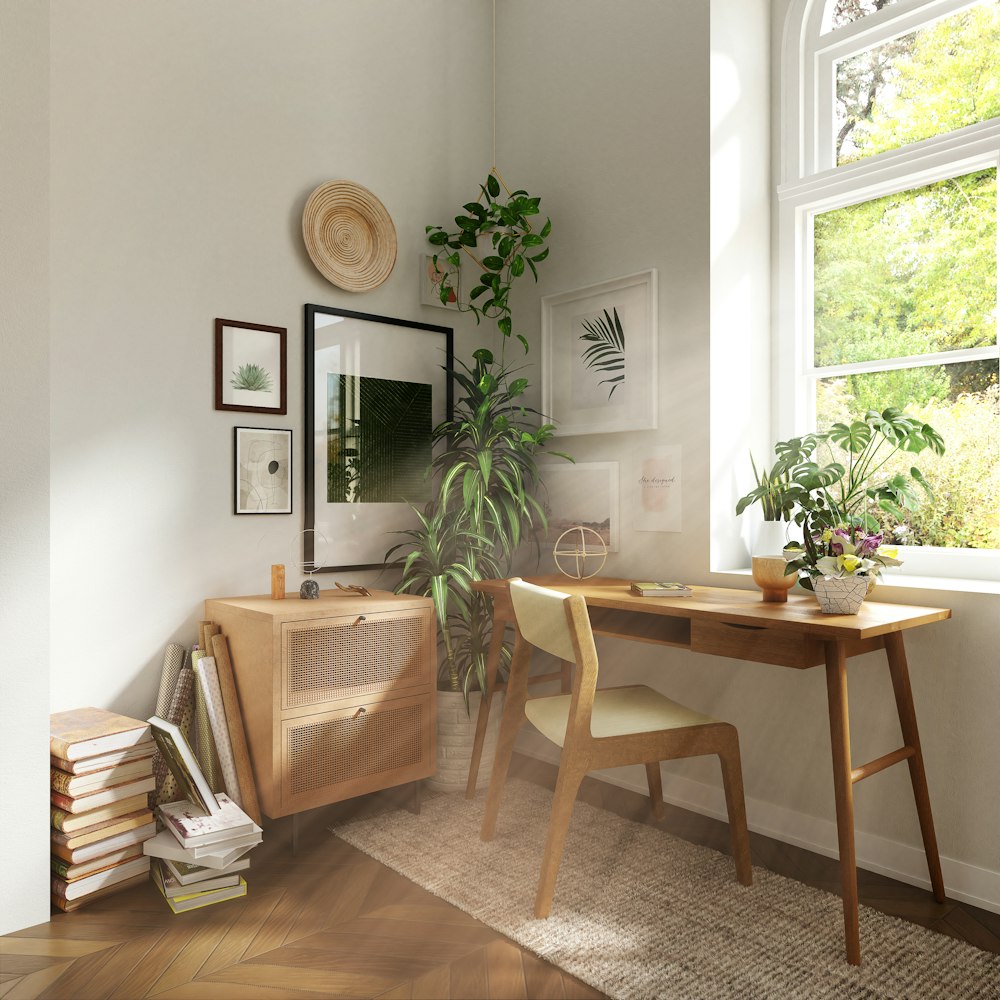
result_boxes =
[690,620,825,669]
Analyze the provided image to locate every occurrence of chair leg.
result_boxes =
[535,762,587,919]
[480,635,531,843]
[645,761,666,820]
[718,729,752,887]
[466,621,508,799]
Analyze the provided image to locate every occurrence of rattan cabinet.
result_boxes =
[204,589,436,819]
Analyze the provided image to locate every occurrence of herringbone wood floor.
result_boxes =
[2,754,997,999]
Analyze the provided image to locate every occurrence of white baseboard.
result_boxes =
[516,744,1000,915]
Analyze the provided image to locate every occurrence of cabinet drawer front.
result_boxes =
[690,619,824,668]
[282,693,434,812]
[282,609,432,709]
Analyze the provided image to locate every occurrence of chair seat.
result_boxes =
[525,684,719,746]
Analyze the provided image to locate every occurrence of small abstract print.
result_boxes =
[234,427,292,514]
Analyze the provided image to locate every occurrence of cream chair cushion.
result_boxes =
[525,684,719,746]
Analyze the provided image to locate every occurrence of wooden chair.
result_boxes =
[480,578,753,918]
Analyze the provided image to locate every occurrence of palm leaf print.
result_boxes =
[579,307,625,399]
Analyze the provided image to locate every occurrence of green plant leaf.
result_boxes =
[483,255,505,271]
[511,254,525,277]
[428,231,449,246]
[487,173,501,197]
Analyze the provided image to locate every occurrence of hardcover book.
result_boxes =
[51,808,154,847]
[51,856,150,901]
[51,822,157,864]
[50,796,151,833]
[50,708,151,762]
[51,741,155,775]
[50,758,154,796]
[153,859,241,898]
[142,828,260,868]
[51,848,142,882]
[629,581,693,597]
[148,715,219,816]
[51,871,150,912]
[164,854,250,886]
[159,794,253,847]
[151,862,247,914]
[51,776,155,814]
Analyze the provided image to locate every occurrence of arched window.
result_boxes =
[777,0,1000,581]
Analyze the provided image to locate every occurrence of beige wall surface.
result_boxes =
[0,0,53,936]
[1,0,996,935]
[501,0,1000,907]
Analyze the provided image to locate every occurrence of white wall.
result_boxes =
[0,0,53,936]
[47,0,492,719]
[2,0,997,936]
[501,0,1000,912]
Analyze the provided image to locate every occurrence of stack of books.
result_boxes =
[143,716,260,913]
[50,708,157,912]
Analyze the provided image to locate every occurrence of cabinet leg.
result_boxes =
[406,780,422,815]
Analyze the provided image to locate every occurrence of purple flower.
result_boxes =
[830,528,851,555]
[856,532,882,556]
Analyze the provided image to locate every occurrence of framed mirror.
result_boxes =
[304,305,453,572]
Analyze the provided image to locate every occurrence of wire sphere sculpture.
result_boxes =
[552,526,608,580]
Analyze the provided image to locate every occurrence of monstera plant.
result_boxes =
[427,170,551,353]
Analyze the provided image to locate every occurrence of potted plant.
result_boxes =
[763,408,945,611]
[736,454,802,557]
[426,170,551,351]
[387,348,569,790]
[736,408,944,599]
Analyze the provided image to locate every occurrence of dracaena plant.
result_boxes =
[426,171,551,353]
[387,348,570,698]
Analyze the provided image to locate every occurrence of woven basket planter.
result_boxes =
[427,689,504,794]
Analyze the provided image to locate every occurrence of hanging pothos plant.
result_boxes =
[427,170,551,353]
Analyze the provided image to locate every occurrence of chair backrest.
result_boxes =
[509,579,595,665]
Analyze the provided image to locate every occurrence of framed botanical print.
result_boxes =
[541,270,657,436]
[215,318,287,415]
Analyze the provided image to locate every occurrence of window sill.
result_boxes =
[711,567,1000,597]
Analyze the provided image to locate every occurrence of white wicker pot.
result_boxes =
[427,689,504,794]
[813,575,869,615]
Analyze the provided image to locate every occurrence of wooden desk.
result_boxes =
[467,576,951,966]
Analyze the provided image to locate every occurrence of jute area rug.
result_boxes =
[332,779,999,1000]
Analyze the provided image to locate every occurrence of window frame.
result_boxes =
[777,0,1000,585]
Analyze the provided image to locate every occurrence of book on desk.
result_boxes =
[630,581,693,597]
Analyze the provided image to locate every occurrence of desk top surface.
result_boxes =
[472,576,951,641]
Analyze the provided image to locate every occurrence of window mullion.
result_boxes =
[808,346,1000,379]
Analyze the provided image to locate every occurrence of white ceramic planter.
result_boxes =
[427,689,504,794]
[753,520,792,558]
[813,575,868,614]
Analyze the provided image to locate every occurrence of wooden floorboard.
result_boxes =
[2,753,996,999]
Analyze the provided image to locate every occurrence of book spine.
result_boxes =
[50,768,75,795]
[50,790,75,813]
[51,806,72,832]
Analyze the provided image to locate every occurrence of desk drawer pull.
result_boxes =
[722,623,767,631]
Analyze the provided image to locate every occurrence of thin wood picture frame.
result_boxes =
[541,270,658,436]
[215,318,288,415]
[304,304,454,572]
[233,426,292,515]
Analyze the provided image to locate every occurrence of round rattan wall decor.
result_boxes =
[301,180,397,292]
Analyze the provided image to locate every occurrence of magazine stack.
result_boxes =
[144,716,261,913]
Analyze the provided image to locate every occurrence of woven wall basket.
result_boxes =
[301,180,397,292]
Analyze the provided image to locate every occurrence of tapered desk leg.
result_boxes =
[465,618,509,799]
[825,642,861,966]
[884,631,945,903]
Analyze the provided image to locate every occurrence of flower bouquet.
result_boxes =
[784,526,902,614]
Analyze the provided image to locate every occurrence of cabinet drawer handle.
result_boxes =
[353,707,367,719]
[354,615,367,625]
[721,623,767,632]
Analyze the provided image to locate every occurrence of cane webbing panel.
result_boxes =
[286,701,424,796]
[283,613,426,708]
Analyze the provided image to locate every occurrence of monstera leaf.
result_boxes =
[579,308,625,399]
